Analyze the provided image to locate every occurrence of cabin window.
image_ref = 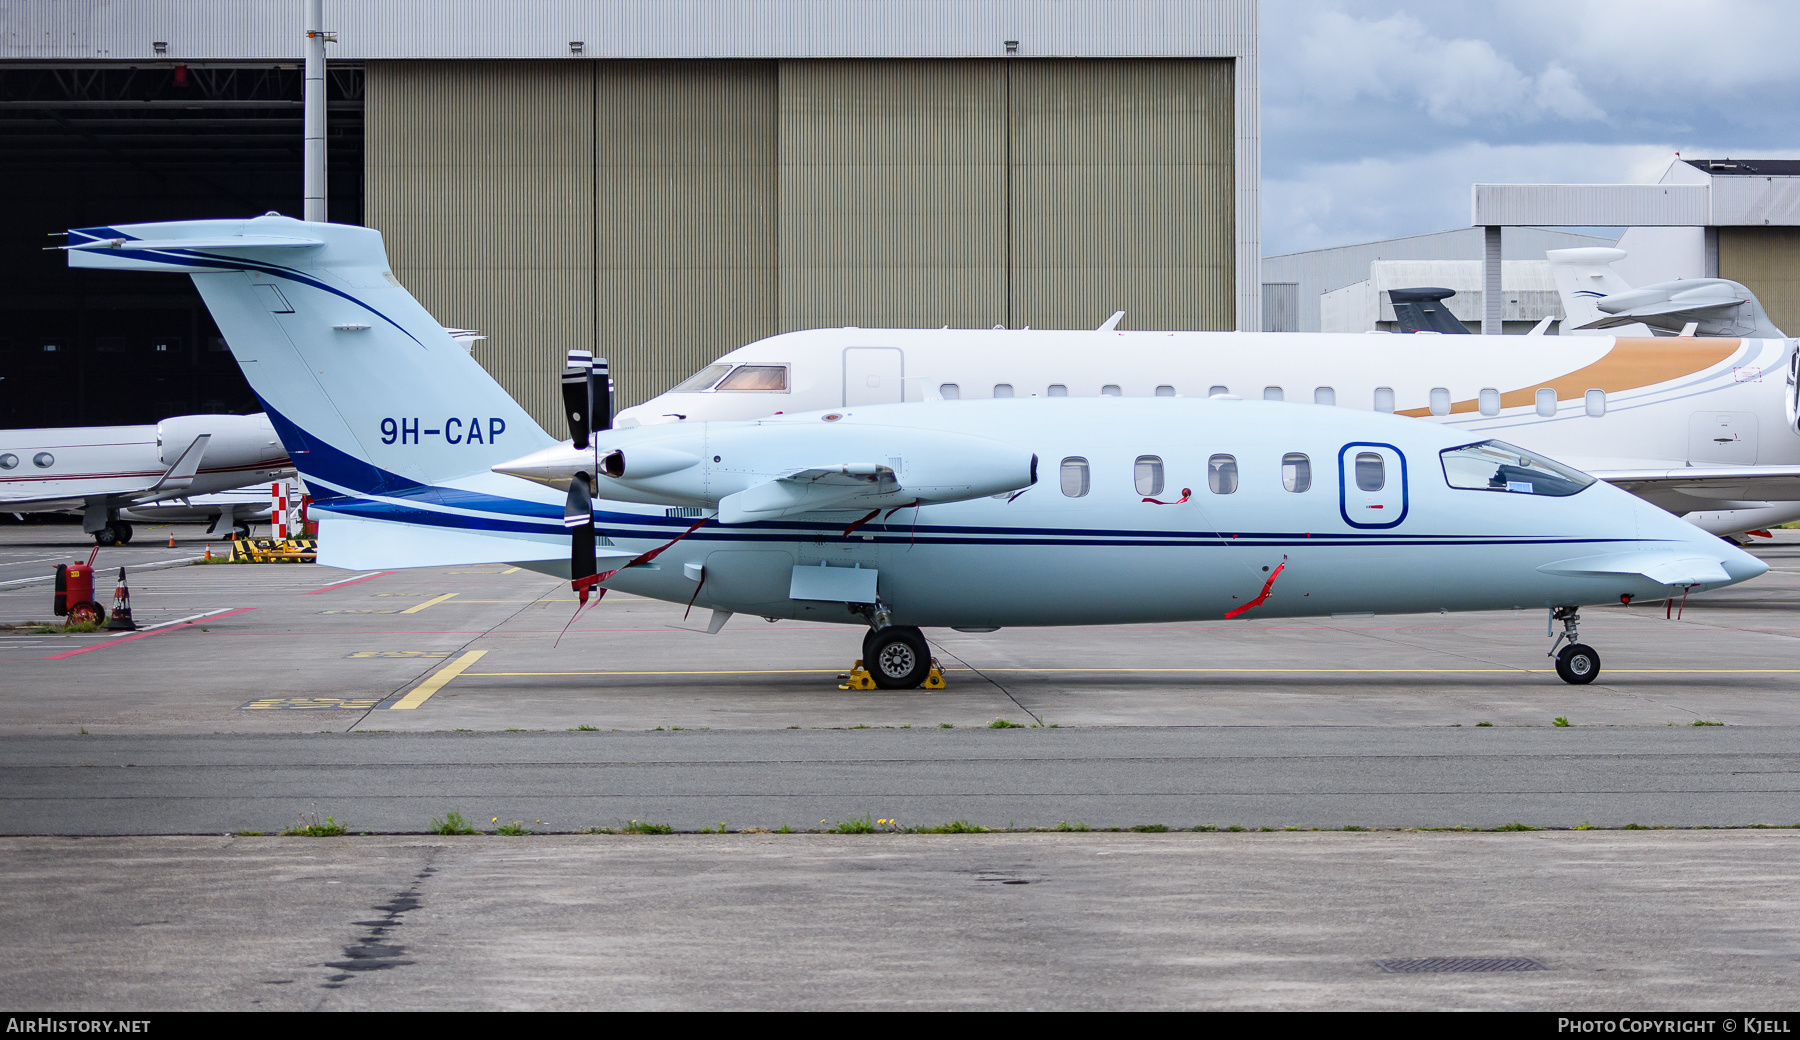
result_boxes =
[1060,457,1090,497]
[1585,389,1605,417]
[1440,439,1595,497]
[994,384,1014,398]
[1208,454,1238,494]
[671,364,731,392]
[1429,387,1452,415]
[1263,386,1284,401]
[33,452,54,469]
[1355,452,1384,491]
[1101,384,1122,397]
[1209,385,1229,397]
[1478,388,1501,416]
[1373,387,1395,413]
[0,454,16,470]
[1154,385,1176,397]
[714,365,789,392]
[1047,384,1068,397]
[1282,453,1311,493]
[1314,387,1335,406]
[1134,456,1165,497]
[939,383,960,400]
[1535,388,1557,417]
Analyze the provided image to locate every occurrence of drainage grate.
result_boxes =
[1376,957,1549,974]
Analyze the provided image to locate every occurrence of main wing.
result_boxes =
[1594,465,1800,502]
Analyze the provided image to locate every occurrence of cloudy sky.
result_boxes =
[1260,0,1800,255]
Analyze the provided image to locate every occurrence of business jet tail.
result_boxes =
[1545,247,1645,338]
[65,216,564,569]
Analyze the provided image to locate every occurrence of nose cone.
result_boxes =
[493,442,588,490]
[1720,542,1772,583]
[1645,500,1771,588]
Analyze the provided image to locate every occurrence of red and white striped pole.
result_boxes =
[271,481,290,540]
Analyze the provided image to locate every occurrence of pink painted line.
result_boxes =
[43,607,256,659]
[304,571,393,595]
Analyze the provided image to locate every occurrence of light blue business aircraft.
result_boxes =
[66,216,1767,687]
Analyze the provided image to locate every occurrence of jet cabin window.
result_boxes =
[1135,456,1164,497]
[1314,387,1335,406]
[1440,440,1595,497]
[1208,455,1238,494]
[672,364,731,392]
[1478,388,1501,416]
[0,454,15,470]
[713,365,788,392]
[1355,452,1384,491]
[938,383,960,400]
[994,384,1014,398]
[1060,457,1090,497]
[1282,453,1311,492]
[1154,385,1176,397]
[1047,384,1068,397]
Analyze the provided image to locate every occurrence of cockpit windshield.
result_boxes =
[1439,440,1595,497]
[671,364,731,392]
[714,365,788,391]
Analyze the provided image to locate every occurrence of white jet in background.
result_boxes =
[0,412,294,544]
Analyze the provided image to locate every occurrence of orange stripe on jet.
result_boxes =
[1396,337,1744,417]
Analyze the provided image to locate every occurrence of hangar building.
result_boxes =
[0,0,1259,430]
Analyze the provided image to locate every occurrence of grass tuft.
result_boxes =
[913,820,988,834]
[1623,822,1648,830]
[1691,719,1723,726]
[1476,721,1493,727]
[281,809,347,837]
[988,718,1025,729]
[1129,824,1170,833]
[1226,825,1246,832]
[428,811,477,835]
[495,820,531,836]
[619,820,673,835]
[1553,716,1571,727]
[1052,821,1091,832]
[235,830,264,837]
[939,723,954,729]
[1193,825,1217,832]
[775,824,793,834]
[1492,822,1537,831]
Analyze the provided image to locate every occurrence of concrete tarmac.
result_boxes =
[2,831,1796,1010]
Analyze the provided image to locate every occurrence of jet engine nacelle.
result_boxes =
[494,417,1038,522]
[156,412,286,471]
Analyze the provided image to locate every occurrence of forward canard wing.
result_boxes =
[717,463,898,524]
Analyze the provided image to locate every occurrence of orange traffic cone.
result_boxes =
[105,568,137,630]
[168,532,176,548]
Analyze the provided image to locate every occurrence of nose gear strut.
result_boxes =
[1548,606,1601,685]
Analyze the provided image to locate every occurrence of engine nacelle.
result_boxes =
[156,413,287,470]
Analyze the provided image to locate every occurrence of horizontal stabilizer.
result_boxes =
[64,235,324,252]
[1537,551,1732,587]
[148,434,210,494]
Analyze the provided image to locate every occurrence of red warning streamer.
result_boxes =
[1224,558,1286,620]
[1143,487,1191,505]
[572,516,710,604]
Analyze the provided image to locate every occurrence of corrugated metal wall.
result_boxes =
[595,61,777,409]
[1720,227,1800,338]
[777,60,1008,331]
[366,58,1236,426]
[364,61,594,429]
[1009,60,1235,331]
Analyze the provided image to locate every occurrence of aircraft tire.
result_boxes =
[1555,643,1601,685]
[865,625,931,690]
[92,525,119,547]
[116,522,134,544]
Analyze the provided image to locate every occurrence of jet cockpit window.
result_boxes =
[1439,440,1595,497]
[1134,456,1164,497]
[714,365,788,392]
[1208,454,1238,494]
[0,454,15,470]
[671,364,731,392]
[1060,457,1090,497]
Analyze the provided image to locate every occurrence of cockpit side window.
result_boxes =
[672,364,731,392]
[713,365,789,392]
[1439,439,1596,497]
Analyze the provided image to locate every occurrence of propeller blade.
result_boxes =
[563,350,594,450]
[590,356,613,433]
[564,472,596,599]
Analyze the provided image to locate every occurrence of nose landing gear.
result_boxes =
[1549,606,1601,684]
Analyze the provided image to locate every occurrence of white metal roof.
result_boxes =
[2,0,1255,61]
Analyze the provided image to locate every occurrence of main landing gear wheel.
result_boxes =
[92,524,118,547]
[1555,643,1601,685]
[864,625,932,690]
[115,521,133,544]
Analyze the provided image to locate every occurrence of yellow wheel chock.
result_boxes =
[838,658,947,691]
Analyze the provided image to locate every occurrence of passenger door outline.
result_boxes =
[843,347,904,407]
[1338,441,1408,529]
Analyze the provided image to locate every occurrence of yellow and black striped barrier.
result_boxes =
[231,536,318,563]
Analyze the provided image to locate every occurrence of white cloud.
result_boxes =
[1280,8,1604,126]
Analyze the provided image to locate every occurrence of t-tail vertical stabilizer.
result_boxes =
[66,216,566,568]
[1545,247,1647,338]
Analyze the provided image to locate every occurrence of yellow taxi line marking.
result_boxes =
[399,593,459,614]
[390,650,488,709]
[501,566,522,574]
[455,599,542,603]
